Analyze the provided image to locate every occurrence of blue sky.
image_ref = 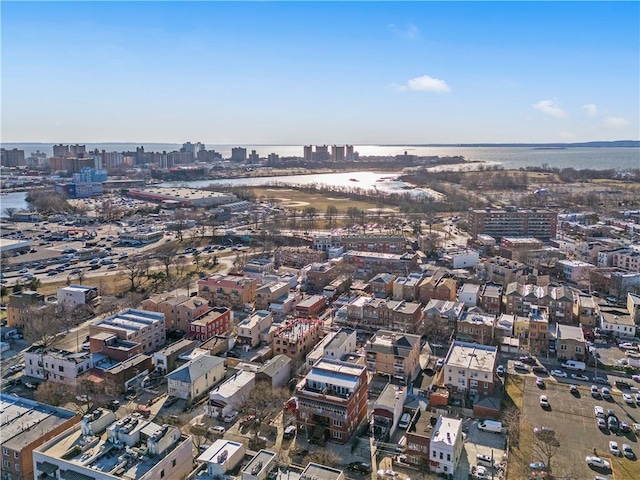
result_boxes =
[2,1,638,144]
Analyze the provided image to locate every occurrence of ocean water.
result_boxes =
[2,143,639,171]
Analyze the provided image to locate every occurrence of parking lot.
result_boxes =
[521,375,640,480]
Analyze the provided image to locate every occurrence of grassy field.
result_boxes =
[248,186,400,213]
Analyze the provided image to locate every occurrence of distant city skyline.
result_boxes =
[2,1,638,144]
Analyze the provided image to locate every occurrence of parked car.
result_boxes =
[283,425,297,439]
[550,369,567,378]
[24,382,38,389]
[594,405,605,418]
[513,362,529,372]
[585,456,610,469]
[570,385,579,395]
[348,462,372,474]
[376,470,399,479]
[223,411,238,423]
[529,462,546,470]
[622,444,634,459]
[571,373,590,381]
[536,378,545,389]
[591,385,600,397]
[601,387,612,399]
[616,380,633,390]
[607,416,619,431]
[496,365,505,376]
[623,393,634,405]
[597,418,607,429]
[519,356,537,365]
[209,426,226,436]
[620,421,631,433]
[532,366,547,375]
[539,395,550,409]
[609,441,620,456]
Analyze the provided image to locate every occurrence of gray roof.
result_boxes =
[257,354,291,377]
[166,354,225,383]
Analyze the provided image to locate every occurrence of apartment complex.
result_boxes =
[364,330,421,382]
[6,290,44,329]
[468,207,558,240]
[90,309,166,354]
[237,310,273,348]
[443,341,497,396]
[188,307,232,342]
[197,274,258,309]
[295,359,369,444]
[273,318,324,362]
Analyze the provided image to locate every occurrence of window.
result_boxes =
[3,460,10,468]
[432,450,436,458]
[333,419,342,427]
[2,449,8,456]
[59,365,64,372]
[332,431,342,439]
[447,454,451,461]
[13,452,18,459]
[172,459,176,467]
[439,452,443,460]
[160,470,165,478]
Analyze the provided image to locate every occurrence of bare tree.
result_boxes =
[35,381,74,407]
[238,381,290,424]
[325,205,339,228]
[156,242,180,280]
[122,256,148,291]
[24,304,74,348]
[303,206,318,228]
[532,428,560,472]
[188,422,210,450]
[3,207,17,221]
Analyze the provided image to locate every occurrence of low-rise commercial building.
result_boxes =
[198,440,246,477]
[57,284,99,309]
[206,370,256,418]
[0,394,80,480]
[600,308,636,338]
[32,411,193,480]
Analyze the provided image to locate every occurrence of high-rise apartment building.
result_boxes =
[231,147,247,162]
[313,145,330,161]
[468,207,558,240]
[303,145,313,161]
[0,148,25,167]
[331,145,345,162]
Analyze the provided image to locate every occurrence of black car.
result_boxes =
[348,462,372,474]
[615,380,633,390]
[520,356,538,365]
[533,366,547,375]
[226,350,240,358]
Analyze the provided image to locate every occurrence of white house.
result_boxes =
[443,248,480,269]
[198,439,246,477]
[24,346,92,385]
[165,354,225,400]
[323,328,357,361]
[600,309,636,338]
[458,283,480,307]
[429,416,464,476]
[57,284,99,308]
[206,370,256,417]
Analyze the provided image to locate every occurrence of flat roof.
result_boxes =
[242,450,277,476]
[444,341,497,373]
[556,323,585,342]
[197,439,244,464]
[301,462,344,480]
[431,416,462,447]
[0,394,77,452]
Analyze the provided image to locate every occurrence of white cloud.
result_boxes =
[388,23,420,40]
[533,100,567,119]
[393,75,451,93]
[604,116,629,128]
[582,104,598,117]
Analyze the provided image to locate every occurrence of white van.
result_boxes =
[561,360,586,371]
[478,420,503,433]
[398,413,411,429]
